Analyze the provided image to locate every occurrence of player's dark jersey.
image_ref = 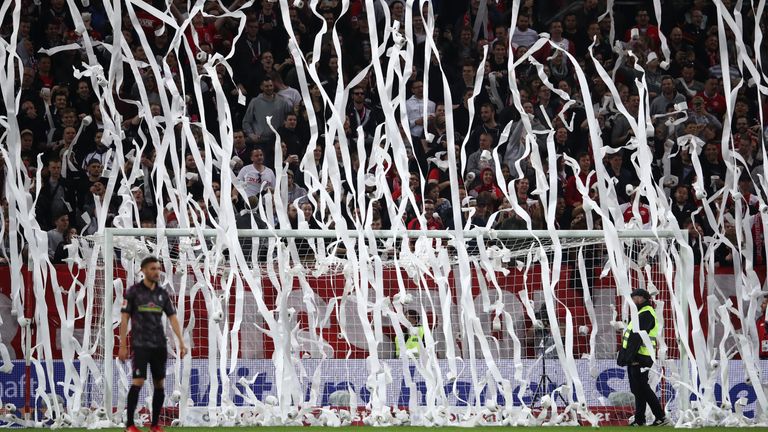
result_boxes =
[121,281,176,348]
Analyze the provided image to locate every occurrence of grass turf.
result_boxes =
[13,428,768,431]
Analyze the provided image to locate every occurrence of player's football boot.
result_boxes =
[125,426,142,432]
[150,426,166,432]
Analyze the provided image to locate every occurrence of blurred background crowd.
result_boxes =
[0,0,767,266]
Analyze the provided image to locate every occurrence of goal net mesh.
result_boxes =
[75,230,687,427]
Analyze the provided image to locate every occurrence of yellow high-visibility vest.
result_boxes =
[396,326,424,357]
[622,305,659,356]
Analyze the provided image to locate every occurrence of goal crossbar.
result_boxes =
[103,227,688,240]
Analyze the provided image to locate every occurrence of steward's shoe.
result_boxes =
[651,417,671,426]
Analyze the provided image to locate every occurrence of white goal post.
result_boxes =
[91,227,692,427]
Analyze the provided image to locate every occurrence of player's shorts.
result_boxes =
[131,347,167,380]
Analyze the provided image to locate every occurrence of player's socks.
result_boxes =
[151,387,165,426]
[126,385,141,426]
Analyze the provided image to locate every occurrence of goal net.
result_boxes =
[73,228,691,427]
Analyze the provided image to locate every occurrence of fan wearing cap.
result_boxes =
[617,289,669,426]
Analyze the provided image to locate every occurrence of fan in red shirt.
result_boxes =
[135,0,163,43]
[565,152,597,207]
[726,174,760,215]
[620,195,651,227]
[696,78,727,118]
[427,146,463,199]
[474,168,504,201]
[624,8,660,49]
[393,171,422,204]
[407,199,444,230]
[185,12,217,54]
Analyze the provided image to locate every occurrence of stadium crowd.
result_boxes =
[0,0,767,267]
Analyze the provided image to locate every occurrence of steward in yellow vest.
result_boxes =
[396,309,424,358]
[617,289,669,426]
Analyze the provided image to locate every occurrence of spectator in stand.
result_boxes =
[736,135,762,175]
[278,114,303,161]
[232,129,251,165]
[285,169,307,204]
[697,34,720,73]
[605,151,636,204]
[72,80,97,117]
[577,0,603,25]
[697,78,727,118]
[682,8,706,45]
[37,158,72,229]
[612,95,640,147]
[473,168,505,202]
[466,133,495,179]
[451,62,479,104]
[533,86,560,126]
[676,63,704,97]
[510,14,538,49]
[469,103,502,155]
[18,102,46,142]
[701,142,727,194]
[132,186,157,223]
[79,180,115,235]
[19,129,37,159]
[233,17,271,97]
[681,216,704,264]
[455,0,499,41]
[562,13,583,44]
[650,76,687,117]
[238,148,276,198]
[47,212,70,260]
[407,199,444,230]
[81,130,113,170]
[242,77,293,146]
[270,71,301,108]
[671,185,696,227]
[347,85,381,145]
[76,159,104,209]
[736,174,760,215]
[644,53,663,99]
[489,43,509,73]
[471,192,494,227]
[564,152,596,207]
[689,96,722,130]
[625,8,661,49]
[454,27,478,67]
[515,176,535,205]
[405,79,435,142]
[536,20,575,61]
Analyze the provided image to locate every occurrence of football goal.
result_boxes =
[72,227,692,427]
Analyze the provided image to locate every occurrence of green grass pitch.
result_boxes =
[16,428,768,431]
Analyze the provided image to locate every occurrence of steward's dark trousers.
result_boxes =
[628,364,665,423]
